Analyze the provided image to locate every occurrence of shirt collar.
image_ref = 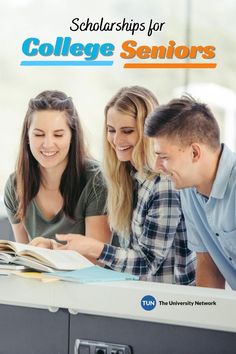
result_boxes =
[132,170,146,186]
[210,144,236,199]
[131,164,156,186]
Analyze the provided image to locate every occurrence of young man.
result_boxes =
[144,96,236,290]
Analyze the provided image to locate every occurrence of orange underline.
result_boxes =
[124,63,217,69]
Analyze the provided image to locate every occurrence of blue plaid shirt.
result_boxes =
[99,172,196,284]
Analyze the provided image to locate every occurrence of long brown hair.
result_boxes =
[103,86,159,236]
[15,90,87,221]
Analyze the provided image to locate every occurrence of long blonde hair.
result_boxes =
[103,86,159,237]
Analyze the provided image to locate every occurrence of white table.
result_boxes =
[0,275,236,354]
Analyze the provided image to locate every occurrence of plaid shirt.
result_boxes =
[99,172,196,285]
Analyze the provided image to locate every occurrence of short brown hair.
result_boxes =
[144,95,220,150]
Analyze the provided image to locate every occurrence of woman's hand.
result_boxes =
[30,236,60,249]
[55,234,105,259]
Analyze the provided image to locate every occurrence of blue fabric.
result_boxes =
[181,144,236,289]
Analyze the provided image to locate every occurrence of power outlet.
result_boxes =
[74,339,132,354]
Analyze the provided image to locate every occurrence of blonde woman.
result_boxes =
[33,86,196,284]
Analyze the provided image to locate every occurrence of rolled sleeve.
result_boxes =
[98,177,184,277]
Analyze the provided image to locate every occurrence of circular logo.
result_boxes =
[141,295,157,311]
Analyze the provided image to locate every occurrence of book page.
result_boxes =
[0,240,31,253]
[0,252,15,263]
[0,240,93,271]
[18,248,93,270]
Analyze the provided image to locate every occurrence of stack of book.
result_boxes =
[0,240,138,283]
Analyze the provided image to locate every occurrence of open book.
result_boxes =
[0,240,92,273]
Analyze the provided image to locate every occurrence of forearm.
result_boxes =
[85,215,112,244]
[12,223,29,244]
[86,238,105,260]
[196,252,225,289]
[56,233,162,275]
[98,244,154,275]
[98,227,176,275]
[196,272,225,289]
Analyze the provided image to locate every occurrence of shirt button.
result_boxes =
[215,233,219,237]
[229,257,232,261]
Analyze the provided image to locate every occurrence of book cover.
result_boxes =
[45,265,139,283]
